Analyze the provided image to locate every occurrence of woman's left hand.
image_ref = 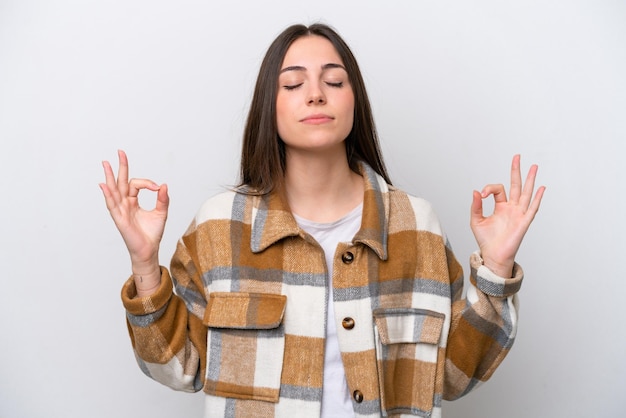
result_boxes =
[470,154,546,277]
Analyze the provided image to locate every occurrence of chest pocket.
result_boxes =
[203,292,287,403]
[373,308,445,417]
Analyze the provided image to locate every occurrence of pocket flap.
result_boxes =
[204,292,287,329]
[373,308,445,345]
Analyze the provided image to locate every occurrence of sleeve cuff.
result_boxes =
[121,267,173,315]
[469,251,524,297]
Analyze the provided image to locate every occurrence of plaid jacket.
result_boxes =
[122,162,523,418]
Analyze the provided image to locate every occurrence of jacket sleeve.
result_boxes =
[442,248,523,400]
[121,237,208,393]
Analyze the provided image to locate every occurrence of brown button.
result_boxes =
[341,251,354,264]
[353,390,364,403]
[342,317,355,330]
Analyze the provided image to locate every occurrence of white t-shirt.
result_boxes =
[294,203,363,418]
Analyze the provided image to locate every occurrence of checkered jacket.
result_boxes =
[122,162,523,418]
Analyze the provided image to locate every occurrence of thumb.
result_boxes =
[155,184,170,213]
[470,190,484,225]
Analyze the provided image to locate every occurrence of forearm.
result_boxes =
[121,268,207,392]
[443,253,523,399]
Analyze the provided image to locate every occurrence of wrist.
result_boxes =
[480,255,514,278]
[130,253,160,275]
[131,263,162,297]
[135,277,162,297]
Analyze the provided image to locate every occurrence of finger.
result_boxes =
[127,178,161,198]
[99,183,117,212]
[99,182,128,223]
[102,160,122,202]
[525,185,546,220]
[481,184,507,203]
[470,190,485,226]
[519,164,539,209]
[509,154,522,203]
[117,150,130,196]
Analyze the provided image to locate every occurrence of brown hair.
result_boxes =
[239,23,391,194]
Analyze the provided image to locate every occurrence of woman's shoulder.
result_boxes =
[193,189,249,225]
[388,185,436,214]
[387,186,443,235]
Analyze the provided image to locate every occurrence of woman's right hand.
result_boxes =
[99,150,169,296]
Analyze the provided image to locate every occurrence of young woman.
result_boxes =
[100,23,544,418]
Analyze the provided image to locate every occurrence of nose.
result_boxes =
[307,82,326,105]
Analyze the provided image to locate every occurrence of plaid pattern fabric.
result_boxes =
[122,162,523,418]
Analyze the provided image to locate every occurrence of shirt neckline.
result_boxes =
[293,202,363,230]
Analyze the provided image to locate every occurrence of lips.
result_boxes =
[300,114,334,124]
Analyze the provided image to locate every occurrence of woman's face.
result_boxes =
[276,35,355,156]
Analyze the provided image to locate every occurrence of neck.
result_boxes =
[283,148,363,222]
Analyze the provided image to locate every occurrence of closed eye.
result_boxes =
[325,81,344,88]
[283,83,303,91]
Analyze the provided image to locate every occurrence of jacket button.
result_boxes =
[342,317,355,330]
[353,390,364,403]
[341,251,354,264]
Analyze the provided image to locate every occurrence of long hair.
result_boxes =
[239,23,391,194]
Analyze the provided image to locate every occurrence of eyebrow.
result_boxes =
[279,63,346,74]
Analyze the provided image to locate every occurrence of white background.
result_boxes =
[1,0,624,417]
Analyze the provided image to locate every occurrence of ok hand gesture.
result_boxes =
[99,150,169,295]
[470,155,546,278]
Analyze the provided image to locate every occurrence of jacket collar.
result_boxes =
[250,162,389,261]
